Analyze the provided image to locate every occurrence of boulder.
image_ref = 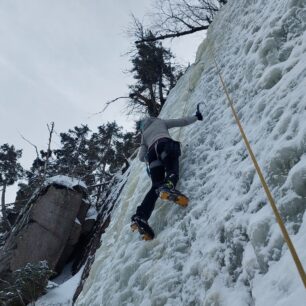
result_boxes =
[0,182,85,280]
[10,222,62,271]
[77,200,91,224]
[68,221,83,246]
[81,218,96,235]
[30,186,83,241]
[55,220,83,272]
[0,176,95,304]
[10,186,83,271]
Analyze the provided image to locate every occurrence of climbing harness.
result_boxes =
[211,50,306,288]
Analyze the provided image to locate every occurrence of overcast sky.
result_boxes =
[0,0,205,202]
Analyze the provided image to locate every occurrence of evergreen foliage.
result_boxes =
[14,121,139,215]
[0,261,54,306]
[54,124,93,185]
[128,30,183,116]
[0,122,139,304]
[0,144,23,186]
[0,144,23,231]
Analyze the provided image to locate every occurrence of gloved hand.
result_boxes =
[195,110,203,121]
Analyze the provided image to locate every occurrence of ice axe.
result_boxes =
[196,102,205,121]
[197,102,206,112]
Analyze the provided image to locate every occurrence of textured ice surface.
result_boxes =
[76,0,306,305]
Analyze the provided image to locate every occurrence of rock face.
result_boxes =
[0,179,95,292]
[10,185,83,272]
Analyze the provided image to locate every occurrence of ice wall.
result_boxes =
[76,0,306,305]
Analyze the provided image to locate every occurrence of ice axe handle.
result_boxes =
[197,102,206,111]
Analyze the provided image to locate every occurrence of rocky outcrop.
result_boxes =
[0,176,95,305]
[10,185,83,272]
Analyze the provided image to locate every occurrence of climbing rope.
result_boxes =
[211,50,306,288]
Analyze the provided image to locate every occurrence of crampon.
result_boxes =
[158,187,189,207]
[130,216,155,240]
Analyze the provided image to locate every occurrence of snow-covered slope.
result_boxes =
[76,0,306,305]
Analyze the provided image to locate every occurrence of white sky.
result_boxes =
[0,0,205,202]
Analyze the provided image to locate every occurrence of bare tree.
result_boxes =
[43,122,55,180]
[135,0,227,44]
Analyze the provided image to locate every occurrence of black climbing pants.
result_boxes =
[136,138,180,221]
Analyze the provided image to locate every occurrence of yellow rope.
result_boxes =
[212,53,306,289]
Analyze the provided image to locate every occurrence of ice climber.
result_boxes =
[131,106,203,240]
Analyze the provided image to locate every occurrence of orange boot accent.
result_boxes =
[131,223,138,232]
[176,195,189,207]
[160,191,170,200]
[159,191,189,207]
[142,233,154,241]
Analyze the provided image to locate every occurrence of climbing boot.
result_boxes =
[130,215,155,240]
[158,184,189,207]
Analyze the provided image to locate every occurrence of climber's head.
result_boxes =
[136,117,156,132]
[136,119,145,131]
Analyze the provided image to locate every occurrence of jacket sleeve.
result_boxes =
[138,144,148,162]
[164,116,197,129]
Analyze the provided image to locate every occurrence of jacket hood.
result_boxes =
[140,117,157,132]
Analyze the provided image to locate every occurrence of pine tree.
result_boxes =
[0,144,23,231]
[110,132,138,174]
[54,124,95,186]
[0,261,54,305]
[89,122,123,206]
[15,122,139,212]
[129,31,182,116]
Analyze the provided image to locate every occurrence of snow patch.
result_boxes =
[45,175,87,190]
[34,266,84,306]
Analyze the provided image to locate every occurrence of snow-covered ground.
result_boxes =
[37,0,306,305]
[35,266,84,306]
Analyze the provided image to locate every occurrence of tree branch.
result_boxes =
[135,25,208,44]
[19,133,39,158]
[89,96,131,118]
[43,122,55,179]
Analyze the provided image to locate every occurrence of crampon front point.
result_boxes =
[131,222,154,241]
[159,190,189,207]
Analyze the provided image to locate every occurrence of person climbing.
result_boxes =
[131,105,203,240]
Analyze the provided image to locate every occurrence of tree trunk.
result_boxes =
[1,183,11,231]
[95,141,110,208]
[43,122,55,180]
[158,76,165,108]
[135,25,209,44]
[148,85,159,116]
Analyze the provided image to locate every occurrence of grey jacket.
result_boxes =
[138,116,197,162]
